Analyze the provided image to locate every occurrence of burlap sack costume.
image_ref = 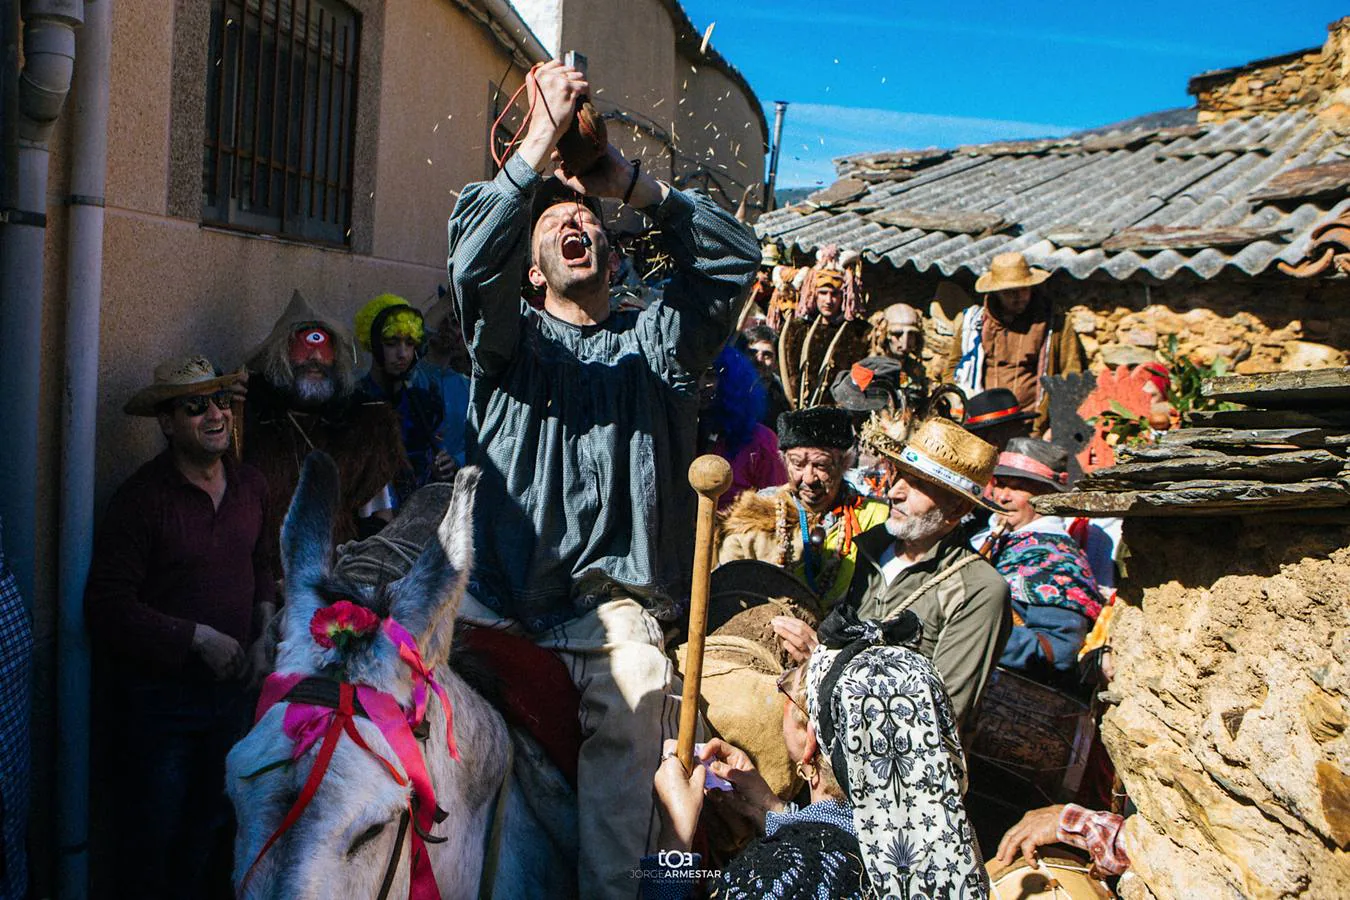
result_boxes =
[672,560,821,802]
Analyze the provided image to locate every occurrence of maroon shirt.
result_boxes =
[85,451,274,677]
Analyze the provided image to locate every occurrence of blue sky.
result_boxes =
[678,1,1347,187]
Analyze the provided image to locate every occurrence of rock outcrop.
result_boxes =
[1103,517,1350,899]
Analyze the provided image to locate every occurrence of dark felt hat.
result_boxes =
[829,357,902,412]
[777,407,855,451]
[962,387,1037,432]
[993,437,1071,492]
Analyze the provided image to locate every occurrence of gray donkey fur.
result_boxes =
[227,453,575,899]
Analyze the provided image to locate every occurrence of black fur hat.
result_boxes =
[777,406,855,451]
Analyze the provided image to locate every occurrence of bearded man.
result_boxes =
[241,289,405,578]
[771,417,1011,728]
[446,60,758,899]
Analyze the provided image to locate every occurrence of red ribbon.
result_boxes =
[965,405,1026,426]
[996,451,1068,485]
[850,363,875,392]
[244,615,459,900]
[244,683,407,891]
[383,618,460,762]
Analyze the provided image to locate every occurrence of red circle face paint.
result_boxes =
[289,327,335,365]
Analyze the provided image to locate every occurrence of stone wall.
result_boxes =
[1044,277,1350,376]
[1102,517,1350,899]
[857,263,1350,381]
[1189,17,1350,124]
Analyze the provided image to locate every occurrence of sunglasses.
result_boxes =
[175,390,233,417]
[776,666,808,718]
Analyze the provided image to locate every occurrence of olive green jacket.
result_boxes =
[844,525,1012,728]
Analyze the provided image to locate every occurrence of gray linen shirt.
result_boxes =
[447,154,758,630]
[845,524,1012,727]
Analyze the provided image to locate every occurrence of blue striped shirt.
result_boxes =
[447,154,758,629]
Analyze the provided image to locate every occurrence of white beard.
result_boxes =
[885,506,948,543]
[291,376,335,408]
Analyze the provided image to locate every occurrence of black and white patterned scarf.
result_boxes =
[806,607,988,899]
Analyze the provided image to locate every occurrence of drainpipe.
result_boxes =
[0,0,83,610]
[58,0,109,896]
[765,100,787,212]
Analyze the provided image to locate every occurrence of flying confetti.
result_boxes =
[699,22,715,55]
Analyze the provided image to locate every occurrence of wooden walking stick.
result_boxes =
[676,454,733,773]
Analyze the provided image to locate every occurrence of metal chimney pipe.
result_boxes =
[764,100,788,212]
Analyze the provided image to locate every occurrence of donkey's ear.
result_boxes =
[387,466,479,668]
[279,451,340,644]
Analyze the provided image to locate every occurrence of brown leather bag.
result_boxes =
[556,98,608,175]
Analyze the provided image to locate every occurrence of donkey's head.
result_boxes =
[226,452,480,899]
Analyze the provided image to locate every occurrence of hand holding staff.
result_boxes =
[676,454,733,773]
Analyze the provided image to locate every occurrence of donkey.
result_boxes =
[226,453,574,899]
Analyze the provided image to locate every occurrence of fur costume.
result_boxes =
[242,291,407,578]
[717,486,890,609]
[779,314,871,409]
[776,246,870,407]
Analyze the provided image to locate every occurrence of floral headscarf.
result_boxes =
[805,607,988,899]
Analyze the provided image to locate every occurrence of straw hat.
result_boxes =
[760,242,782,267]
[124,356,240,416]
[974,252,1050,293]
[861,416,1004,512]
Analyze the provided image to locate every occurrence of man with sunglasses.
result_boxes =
[85,356,275,897]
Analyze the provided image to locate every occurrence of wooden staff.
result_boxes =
[230,366,248,463]
[677,454,733,773]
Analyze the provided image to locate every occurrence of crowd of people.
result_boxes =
[78,59,1142,900]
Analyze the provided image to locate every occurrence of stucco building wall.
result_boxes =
[677,60,767,211]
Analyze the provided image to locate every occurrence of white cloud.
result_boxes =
[772,103,1081,188]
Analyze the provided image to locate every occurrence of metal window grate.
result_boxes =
[202,0,360,246]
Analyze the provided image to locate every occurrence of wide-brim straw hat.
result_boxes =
[861,416,1005,512]
[124,356,241,416]
[974,252,1051,293]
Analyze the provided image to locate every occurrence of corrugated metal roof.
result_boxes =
[756,110,1350,281]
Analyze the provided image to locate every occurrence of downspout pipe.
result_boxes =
[0,0,83,607]
[58,0,109,896]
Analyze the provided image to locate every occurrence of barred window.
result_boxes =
[203,0,360,245]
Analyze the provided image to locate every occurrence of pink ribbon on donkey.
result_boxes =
[382,617,460,762]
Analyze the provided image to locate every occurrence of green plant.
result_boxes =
[1160,335,1240,416]
[1092,401,1151,448]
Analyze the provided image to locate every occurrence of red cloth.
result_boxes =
[460,627,582,786]
[85,452,274,676]
[1057,803,1130,875]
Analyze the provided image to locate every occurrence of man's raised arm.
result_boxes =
[638,186,760,379]
[547,113,759,382]
[447,61,592,378]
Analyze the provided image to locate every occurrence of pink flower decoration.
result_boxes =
[310,600,380,650]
